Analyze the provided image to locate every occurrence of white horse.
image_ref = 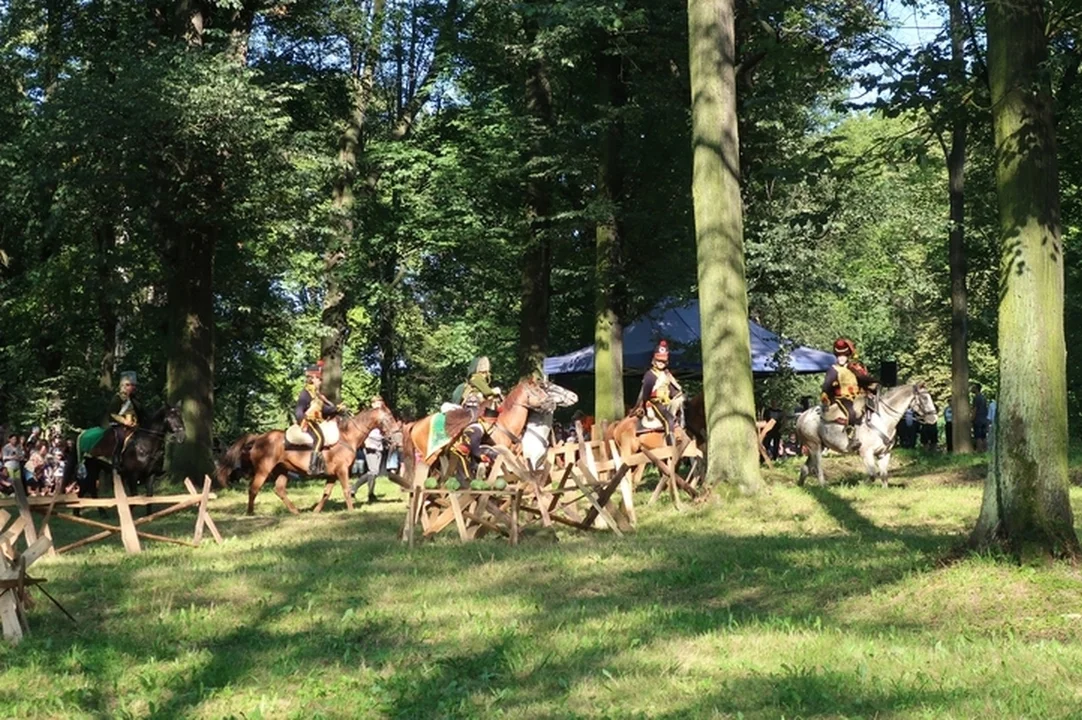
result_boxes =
[795,383,938,488]
[520,380,579,470]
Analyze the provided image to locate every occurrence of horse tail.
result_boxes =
[400,422,418,487]
[63,435,81,493]
[217,433,255,488]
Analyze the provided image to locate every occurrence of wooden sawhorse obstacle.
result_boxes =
[404,484,524,547]
[0,508,53,644]
[0,474,222,555]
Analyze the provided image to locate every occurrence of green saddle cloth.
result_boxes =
[426,413,453,459]
[77,427,108,463]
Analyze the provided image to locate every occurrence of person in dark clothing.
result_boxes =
[972,383,989,452]
[821,338,878,450]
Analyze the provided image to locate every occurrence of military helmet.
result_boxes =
[652,341,670,364]
[305,360,324,378]
[119,371,138,386]
[833,337,857,357]
[473,356,491,374]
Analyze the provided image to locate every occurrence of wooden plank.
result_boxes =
[572,463,623,536]
[0,510,9,531]
[0,516,27,549]
[511,488,520,546]
[112,472,141,553]
[9,472,37,548]
[447,493,470,542]
[0,492,217,509]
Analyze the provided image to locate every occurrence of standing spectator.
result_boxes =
[899,409,917,449]
[919,417,938,452]
[351,395,389,503]
[944,399,954,453]
[763,398,784,460]
[972,383,989,452]
[25,442,47,493]
[2,433,19,484]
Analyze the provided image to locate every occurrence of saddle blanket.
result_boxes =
[426,413,453,460]
[285,420,340,448]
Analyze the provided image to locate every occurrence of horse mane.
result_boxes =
[500,377,535,412]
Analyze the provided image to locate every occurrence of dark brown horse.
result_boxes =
[401,377,554,486]
[217,406,399,515]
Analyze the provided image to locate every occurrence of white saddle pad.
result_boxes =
[285,420,340,447]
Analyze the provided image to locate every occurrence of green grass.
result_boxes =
[4,452,1082,718]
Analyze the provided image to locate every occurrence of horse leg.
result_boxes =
[247,470,270,516]
[341,464,355,511]
[274,472,301,514]
[878,453,891,489]
[815,446,826,487]
[143,473,155,517]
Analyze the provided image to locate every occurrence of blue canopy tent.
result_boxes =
[542,300,835,376]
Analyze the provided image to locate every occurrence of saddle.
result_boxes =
[822,396,867,425]
[285,420,340,449]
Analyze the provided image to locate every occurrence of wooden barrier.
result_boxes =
[0,474,222,555]
[0,509,52,644]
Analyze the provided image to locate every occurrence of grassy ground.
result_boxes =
[4,450,1082,719]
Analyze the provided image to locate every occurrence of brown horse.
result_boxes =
[217,406,399,516]
[607,398,691,459]
[401,377,554,486]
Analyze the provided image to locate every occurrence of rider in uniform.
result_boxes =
[295,361,339,474]
[452,356,501,410]
[821,337,878,450]
[107,371,147,469]
[639,341,683,444]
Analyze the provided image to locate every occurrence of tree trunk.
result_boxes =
[96,224,117,392]
[594,45,627,422]
[322,0,385,403]
[970,0,1079,559]
[947,0,973,454]
[166,227,215,481]
[517,13,554,378]
[688,0,760,493]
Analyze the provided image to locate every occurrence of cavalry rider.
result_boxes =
[640,340,683,443]
[452,356,501,410]
[821,337,879,449]
[107,371,147,468]
[295,361,340,474]
[454,405,501,479]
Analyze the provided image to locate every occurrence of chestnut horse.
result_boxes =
[607,396,690,459]
[217,406,399,515]
[402,377,556,486]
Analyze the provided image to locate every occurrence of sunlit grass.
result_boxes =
[3,451,1082,718]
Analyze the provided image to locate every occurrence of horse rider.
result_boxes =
[639,340,683,444]
[107,371,148,469]
[451,356,502,411]
[295,361,341,474]
[821,337,879,450]
[454,404,501,479]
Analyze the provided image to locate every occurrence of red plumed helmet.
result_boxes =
[833,337,857,356]
[653,340,670,363]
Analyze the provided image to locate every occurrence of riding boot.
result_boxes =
[845,425,862,452]
[309,449,326,476]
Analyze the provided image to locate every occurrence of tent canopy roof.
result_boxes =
[542,299,834,376]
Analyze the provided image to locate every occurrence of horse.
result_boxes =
[520,382,579,470]
[63,405,187,513]
[401,376,559,486]
[216,405,399,516]
[607,394,690,463]
[795,383,938,488]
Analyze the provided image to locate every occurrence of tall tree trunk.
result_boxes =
[518,13,554,378]
[164,0,213,480]
[688,0,760,493]
[970,0,1079,559]
[166,226,215,480]
[96,224,117,392]
[947,0,973,454]
[321,0,385,402]
[594,44,627,422]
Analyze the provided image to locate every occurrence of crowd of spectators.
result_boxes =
[0,426,78,497]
